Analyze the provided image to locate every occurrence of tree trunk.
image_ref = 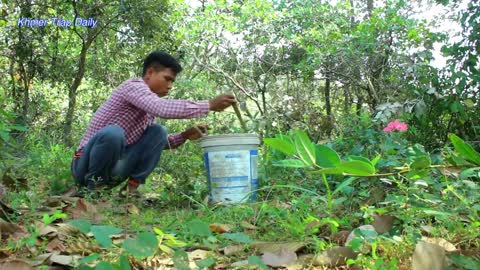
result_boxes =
[325,75,332,116]
[63,40,92,146]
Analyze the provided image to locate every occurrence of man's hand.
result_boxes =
[209,94,236,112]
[181,124,208,141]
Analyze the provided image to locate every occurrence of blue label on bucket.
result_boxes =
[204,149,258,203]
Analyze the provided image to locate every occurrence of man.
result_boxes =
[71,51,236,196]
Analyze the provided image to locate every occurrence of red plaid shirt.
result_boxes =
[77,78,209,151]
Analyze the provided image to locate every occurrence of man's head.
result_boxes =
[142,51,183,97]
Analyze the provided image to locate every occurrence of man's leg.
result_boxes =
[111,124,168,186]
[72,125,125,189]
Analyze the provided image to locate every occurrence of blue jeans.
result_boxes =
[71,124,168,189]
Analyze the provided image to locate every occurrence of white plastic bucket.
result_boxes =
[200,134,260,204]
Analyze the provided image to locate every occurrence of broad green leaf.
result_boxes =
[264,138,295,155]
[247,256,269,270]
[123,232,158,257]
[195,257,216,269]
[293,130,316,166]
[273,159,308,168]
[69,219,92,234]
[459,167,480,179]
[222,232,252,243]
[333,177,357,195]
[187,219,211,236]
[448,133,480,165]
[79,253,101,264]
[172,250,191,270]
[91,225,122,248]
[78,265,95,270]
[117,255,131,270]
[338,161,375,176]
[449,254,480,270]
[95,262,114,270]
[315,145,341,168]
[313,167,344,175]
[411,155,431,169]
[348,155,373,166]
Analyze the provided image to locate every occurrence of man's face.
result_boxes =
[144,67,177,97]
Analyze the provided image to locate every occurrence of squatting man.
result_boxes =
[70,51,236,197]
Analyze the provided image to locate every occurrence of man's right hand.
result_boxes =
[209,94,236,112]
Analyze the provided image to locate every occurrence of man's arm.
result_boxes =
[165,133,187,149]
[123,80,210,119]
[165,125,208,149]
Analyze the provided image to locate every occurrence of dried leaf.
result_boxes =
[30,253,53,267]
[239,221,258,230]
[65,199,103,223]
[126,203,139,215]
[330,230,350,245]
[230,259,249,268]
[188,249,213,260]
[412,241,447,270]
[0,259,34,270]
[270,199,291,209]
[45,238,67,253]
[251,241,305,254]
[222,245,245,255]
[421,237,457,252]
[39,225,58,237]
[48,254,82,267]
[313,246,358,266]
[0,220,22,234]
[262,248,297,267]
[421,224,433,231]
[209,223,232,233]
[285,254,315,270]
[371,213,395,234]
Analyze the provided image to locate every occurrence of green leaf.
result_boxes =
[411,155,431,169]
[222,232,252,243]
[187,219,211,236]
[315,145,341,168]
[69,219,92,234]
[422,209,450,216]
[459,167,480,179]
[172,250,191,270]
[123,232,158,257]
[264,138,295,155]
[348,155,373,166]
[338,161,375,176]
[313,167,344,175]
[371,154,381,166]
[79,253,101,264]
[247,256,269,270]
[95,262,114,270]
[293,130,316,166]
[448,133,480,165]
[117,255,131,270]
[333,177,357,195]
[273,159,308,168]
[449,254,480,270]
[195,257,216,269]
[91,225,122,248]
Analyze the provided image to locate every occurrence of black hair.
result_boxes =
[142,51,183,76]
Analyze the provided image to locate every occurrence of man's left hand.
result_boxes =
[181,124,208,141]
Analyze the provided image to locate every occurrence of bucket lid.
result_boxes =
[199,133,260,148]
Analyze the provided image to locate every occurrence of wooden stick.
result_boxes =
[232,102,248,132]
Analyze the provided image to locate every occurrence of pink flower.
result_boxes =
[383,120,408,132]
